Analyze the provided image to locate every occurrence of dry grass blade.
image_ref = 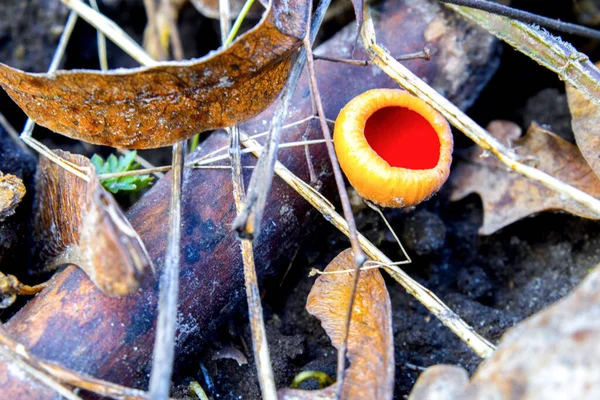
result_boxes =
[238,131,495,358]
[0,325,164,400]
[230,126,277,399]
[303,36,367,396]
[443,3,600,107]
[0,112,28,152]
[232,0,327,239]
[359,10,600,219]
[149,142,185,400]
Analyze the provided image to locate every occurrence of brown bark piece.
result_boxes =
[0,0,499,396]
[451,121,600,235]
[0,0,309,149]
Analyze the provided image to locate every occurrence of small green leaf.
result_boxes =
[91,151,154,194]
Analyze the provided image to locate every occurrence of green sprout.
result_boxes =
[91,151,153,194]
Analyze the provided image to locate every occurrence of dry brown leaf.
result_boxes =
[190,0,263,20]
[566,61,600,179]
[34,150,152,296]
[279,249,394,400]
[451,120,600,235]
[0,172,25,222]
[409,262,600,399]
[0,0,309,149]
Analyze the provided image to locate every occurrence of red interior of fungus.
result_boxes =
[364,106,441,169]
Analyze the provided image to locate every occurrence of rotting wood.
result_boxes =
[0,0,499,396]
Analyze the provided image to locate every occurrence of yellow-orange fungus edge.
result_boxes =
[333,88,453,208]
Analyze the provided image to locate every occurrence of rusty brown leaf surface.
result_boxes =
[0,0,309,149]
[0,172,25,222]
[451,121,600,235]
[566,62,600,179]
[34,150,152,296]
[279,249,394,400]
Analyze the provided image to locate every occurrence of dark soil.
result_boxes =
[2,0,600,399]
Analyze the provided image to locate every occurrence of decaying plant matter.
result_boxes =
[34,150,153,296]
[0,0,501,398]
[2,0,600,398]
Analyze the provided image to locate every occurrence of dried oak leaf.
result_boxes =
[0,0,309,149]
[451,120,600,235]
[566,62,600,179]
[0,172,25,222]
[279,249,394,400]
[409,262,600,399]
[34,150,152,296]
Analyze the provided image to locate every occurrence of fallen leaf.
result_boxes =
[190,0,263,20]
[34,150,153,296]
[451,120,600,235]
[0,172,25,222]
[279,249,394,400]
[0,0,309,149]
[409,261,600,400]
[566,62,600,179]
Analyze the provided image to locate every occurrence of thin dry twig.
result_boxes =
[238,131,496,358]
[313,48,431,66]
[219,0,232,44]
[88,0,108,70]
[148,142,185,400]
[162,0,184,60]
[229,127,277,399]
[443,2,600,107]
[220,1,276,396]
[117,149,166,179]
[231,0,330,240]
[143,0,167,61]
[360,10,600,218]
[439,0,600,40]
[0,112,29,152]
[303,36,366,396]
[0,345,82,400]
[61,0,156,66]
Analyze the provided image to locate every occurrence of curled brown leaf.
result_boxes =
[0,0,309,149]
[566,62,600,180]
[279,249,394,400]
[34,151,152,296]
[451,121,600,235]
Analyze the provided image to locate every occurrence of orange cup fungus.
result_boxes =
[333,89,453,208]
